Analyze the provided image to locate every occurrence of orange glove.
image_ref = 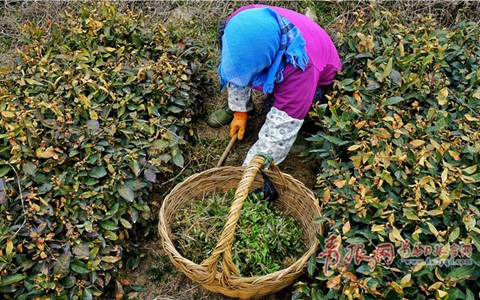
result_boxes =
[230,112,248,140]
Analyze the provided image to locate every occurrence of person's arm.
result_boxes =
[227,84,253,140]
[243,107,303,166]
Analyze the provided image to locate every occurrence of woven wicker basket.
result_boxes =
[158,155,323,299]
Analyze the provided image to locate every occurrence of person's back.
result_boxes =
[228,5,341,87]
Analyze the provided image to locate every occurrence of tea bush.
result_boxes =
[296,6,480,300]
[0,2,214,299]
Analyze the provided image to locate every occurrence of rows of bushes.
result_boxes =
[295,6,480,300]
[0,2,215,299]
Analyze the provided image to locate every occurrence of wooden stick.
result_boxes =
[216,133,238,167]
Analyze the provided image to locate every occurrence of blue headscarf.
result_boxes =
[218,8,309,94]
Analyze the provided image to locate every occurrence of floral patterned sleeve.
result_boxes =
[242,107,303,166]
[227,84,253,113]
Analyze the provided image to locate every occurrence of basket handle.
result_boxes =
[199,154,286,283]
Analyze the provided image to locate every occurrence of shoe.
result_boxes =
[207,107,234,128]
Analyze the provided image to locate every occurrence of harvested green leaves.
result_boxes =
[171,190,305,277]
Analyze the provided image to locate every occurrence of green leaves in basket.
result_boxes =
[171,189,305,277]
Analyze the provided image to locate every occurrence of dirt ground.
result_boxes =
[127,91,320,300]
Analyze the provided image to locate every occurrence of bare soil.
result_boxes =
[126,92,320,300]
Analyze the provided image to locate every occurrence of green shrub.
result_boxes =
[295,6,480,300]
[0,2,214,299]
